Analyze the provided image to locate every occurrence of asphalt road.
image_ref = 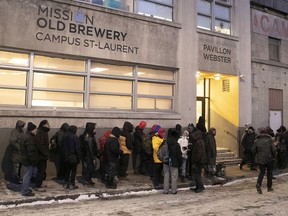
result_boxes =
[1,174,288,216]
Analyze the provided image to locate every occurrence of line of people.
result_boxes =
[1,117,220,196]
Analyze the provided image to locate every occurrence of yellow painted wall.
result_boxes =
[210,76,239,126]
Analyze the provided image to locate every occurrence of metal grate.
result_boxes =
[222,79,230,92]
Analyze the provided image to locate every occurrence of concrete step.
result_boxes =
[216,148,241,166]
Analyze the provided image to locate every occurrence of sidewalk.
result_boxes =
[0,165,278,208]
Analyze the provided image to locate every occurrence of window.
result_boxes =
[76,0,174,21]
[32,55,85,108]
[0,50,176,111]
[137,0,174,21]
[137,67,175,110]
[0,51,28,106]
[269,37,280,62]
[197,0,232,35]
[77,0,134,12]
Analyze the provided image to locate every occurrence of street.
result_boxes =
[1,174,288,216]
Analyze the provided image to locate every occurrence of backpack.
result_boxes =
[157,141,169,163]
[142,134,152,156]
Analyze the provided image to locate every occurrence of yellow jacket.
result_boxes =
[152,135,164,163]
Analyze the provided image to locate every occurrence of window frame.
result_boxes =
[75,0,175,22]
[197,0,232,35]
[268,37,281,62]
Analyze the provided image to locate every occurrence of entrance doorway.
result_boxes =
[196,71,239,154]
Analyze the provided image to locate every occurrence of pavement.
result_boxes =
[0,164,286,208]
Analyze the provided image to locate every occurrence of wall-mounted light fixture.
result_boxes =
[214,74,221,80]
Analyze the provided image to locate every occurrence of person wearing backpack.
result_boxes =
[62,125,81,190]
[163,128,182,194]
[98,130,111,183]
[152,126,165,189]
[118,121,134,179]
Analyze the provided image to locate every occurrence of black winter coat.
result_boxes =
[80,133,98,161]
[121,121,134,150]
[63,131,81,164]
[241,132,256,152]
[105,135,123,163]
[133,126,144,153]
[36,126,50,160]
[190,130,206,165]
[21,131,38,166]
[205,132,217,164]
[252,134,276,164]
[167,137,182,168]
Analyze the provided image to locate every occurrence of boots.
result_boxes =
[63,182,70,189]
[256,183,262,194]
[106,177,117,189]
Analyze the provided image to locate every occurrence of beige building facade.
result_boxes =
[0,0,254,176]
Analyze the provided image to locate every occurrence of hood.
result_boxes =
[85,122,96,135]
[111,127,121,138]
[123,121,134,133]
[60,123,70,132]
[167,128,178,138]
[68,125,77,134]
[38,119,50,132]
[15,120,26,132]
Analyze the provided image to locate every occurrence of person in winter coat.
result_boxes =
[80,122,98,186]
[1,120,26,184]
[275,125,288,169]
[186,123,197,179]
[34,120,50,190]
[204,127,217,178]
[178,130,190,182]
[105,127,123,189]
[49,122,69,181]
[132,121,146,175]
[252,128,276,194]
[175,124,182,140]
[240,126,257,171]
[21,122,38,196]
[163,128,182,194]
[190,129,206,193]
[152,126,165,189]
[196,116,207,134]
[118,121,134,179]
[62,125,81,190]
[98,130,111,183]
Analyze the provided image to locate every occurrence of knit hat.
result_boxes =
[153,125,161,133]
[248,126,255,130]
[27,122,37,132]
[139,121,147,129]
